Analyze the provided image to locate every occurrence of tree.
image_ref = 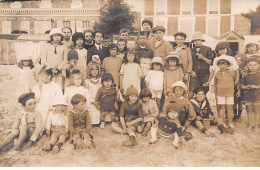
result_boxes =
[242,5,260,34]
[94,0,136,35]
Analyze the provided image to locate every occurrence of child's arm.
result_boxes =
[137,65,141,83]
[84,111,92,134]
[30,112,43,142]
[214,74,218,95]
[119,103,127,132]
[163,76,167,95]
[179,68,184,82]
[32,83,42,103]
[151,100,159,118]
[68,112,75,135]
[183,101,197,129]
[197,53,212,65]
[234,69,240,85]
[126,104,143,126]
[12,113,21,130]
[186,48,193,78]
[120,74,124,93]
[45,112,52,136]
[58,46,68,71]
[204,69,215,86]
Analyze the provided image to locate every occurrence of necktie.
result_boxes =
[99,45,102,50]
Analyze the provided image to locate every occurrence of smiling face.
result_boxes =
[175,35,185,47]
[168,110,178,120]
[174,86,185,98]
[129,95,138,104]
[24,98,36,112]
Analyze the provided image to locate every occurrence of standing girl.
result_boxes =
[241,57,260,131]
[85,62,102,125]
[164,52,184,96]
[17,55,37,97]
[64,70,91,112]
[72,32,88,69]
[120,49,141,95]
[103,43,123,88]
[41,28,68,90]
[145,57,164,108]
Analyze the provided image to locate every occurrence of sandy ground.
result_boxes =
[0,65,259,167]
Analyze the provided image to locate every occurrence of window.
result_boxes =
[83,20,95,29]
[34,21,51,34]
[181,0,193,15]
[20,21,30,33]
[154,16,167,32]
[207,16,219,37]
[207,0,219,14]
[2,21,11,34]
[63,21,70,27]
[179,17,193,39]
[155,0,166,15]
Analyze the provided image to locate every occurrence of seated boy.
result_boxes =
[68,94,94,149]
[190,87,217,137]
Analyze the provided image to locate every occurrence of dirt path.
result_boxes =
[0,65,259,167]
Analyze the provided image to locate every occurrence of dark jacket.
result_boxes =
[190,98,214,120]
[135,46,154,60]
[87,44,109,65]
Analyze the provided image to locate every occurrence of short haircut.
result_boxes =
[140,88,152,99]
[104,35,112,40]
[62,27,72,33]
[39,68,53,79]
[151,62,163,71]
[71,94,87,106]
[83,29,93,36]
[123,49,139,64]
[137,31,148,39]
[72,32,85,45]
[142,19,153,28]
[217,59,230,66]
[18,92,35,106]
[246,43,259,54]
[50,34,63,42]
[93,31,104,38]
[107,43,118,51]
[119,28,129,34]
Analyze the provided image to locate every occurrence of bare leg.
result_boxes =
[227,105,234,128]
[0,129,19,150]
[13,125,27,151]
[246,105,254,128]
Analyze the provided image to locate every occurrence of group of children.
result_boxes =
[1,20,260,154]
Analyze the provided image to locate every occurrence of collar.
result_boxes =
[174,44,187,49]
[95,43,102,50]
[90,78,100,84]
[75,46,83,50]
[139,45,146,48]
[191,98,207,109]
[172,94,184,99]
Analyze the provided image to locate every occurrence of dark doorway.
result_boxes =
[229,42,238,56]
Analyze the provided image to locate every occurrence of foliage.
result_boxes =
[242,5,260,34]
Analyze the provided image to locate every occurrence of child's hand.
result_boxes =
[184,73,189,82]
[92,102,101,111]
[123,128,127,134]
[191,71,197,78]
[120,87,124,94]
[250,85,257,89]
[246,85,253,89]
[197,54,204,60]
[203,81,210,86]
[125,122,132,127]
[241,71,247,78]
[236,91,241,97]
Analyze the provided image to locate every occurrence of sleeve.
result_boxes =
[30,112,43,142]
[119,102,125,117]
[165,42,174,56]
[32,84,41,103]
[87,47,93,65]
[150,50,154,58]
[45,111,53,131]
[184,100,196,128]
[58,45,68,70]
[206,47,214,61]
[186,48,193,73]
[84,111,92,134]
[179,68,184,80]
[12,113,21,130]
[68,112,75,134]
[95,88,102,102]
[138,103,144,118]
[212,58,218,71]
[231,57,239,71]
[119,63,125,75]
[145,71,151,82]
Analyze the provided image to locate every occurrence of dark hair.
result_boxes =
[83,29,93,36]
[137,31,148,39]
[151,62,163,70]
[217,59,230,66]
[20,60,34,69]
[216,47,232,56]
[174,32,187,39]
[140,88,152,99]
[246,43,259,54]
[165,57,180,68]
[62,27,72,34]
[39,68,53,79]
[119,28,129,34]
[49,34,64,42]
[18,92,35,106]
[142,19,153,28]
[93,31,104,38]
[123,49,139,64]
[71,94,87,106]
[117,39,127,52]
[72,32,85,46]
[104,35,112,41]
[107,43,118,51]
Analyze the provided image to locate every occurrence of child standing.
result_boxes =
[43,95,68,153]
[32,69,63,130]
[163,81,196,140]
[214,58,236,134]
[140,88,159,136]
[164,52,184,96]
[103,35,113,48]
[0,93,42,152]
[190,87,217,137]
[116,39,127,60]
[135,31,154,89]
[85,62,102,125]
[120,49,141,95]
[150,109,184,149]
[68,94,93,149]
[64,70,91,112]
[17,55,37,97]
[103,43,123,88]
[119,86,143,147]
[245,42,260,58]
[95,73,119,129]
[72,32,88,68]
[41,28,68,90]
[189,31,213,99]
[240,57,260,131]
[145,57,164,108]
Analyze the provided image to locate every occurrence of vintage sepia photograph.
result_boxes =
[0,0,259,167]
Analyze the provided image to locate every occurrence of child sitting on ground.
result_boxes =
[214,57,236,134]
[163,81,196,140]
[68,94,93,149]
[190,87,217,137]
[150,108,184,149]
[43,95,68,153]
[0,93,42,153]
[140,88,159,136]
[118,86,143,147]
[95,73,120,129]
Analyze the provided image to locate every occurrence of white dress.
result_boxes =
[64,86,91,112]
[85,78,102,124]
[32,81,63,130]
[120,63,141,95]
[17,67,37,97]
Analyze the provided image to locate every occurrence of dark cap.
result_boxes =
[152,26,165,33]
[18,92,35,106]
[174,32,187,39]
[142,20,153,28]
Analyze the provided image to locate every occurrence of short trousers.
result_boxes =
[189,73,209,92]
[217,96,234,105]
[150,89,163,99]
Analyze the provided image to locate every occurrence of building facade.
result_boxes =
[0,0,102,34]
[139,0,251,39]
